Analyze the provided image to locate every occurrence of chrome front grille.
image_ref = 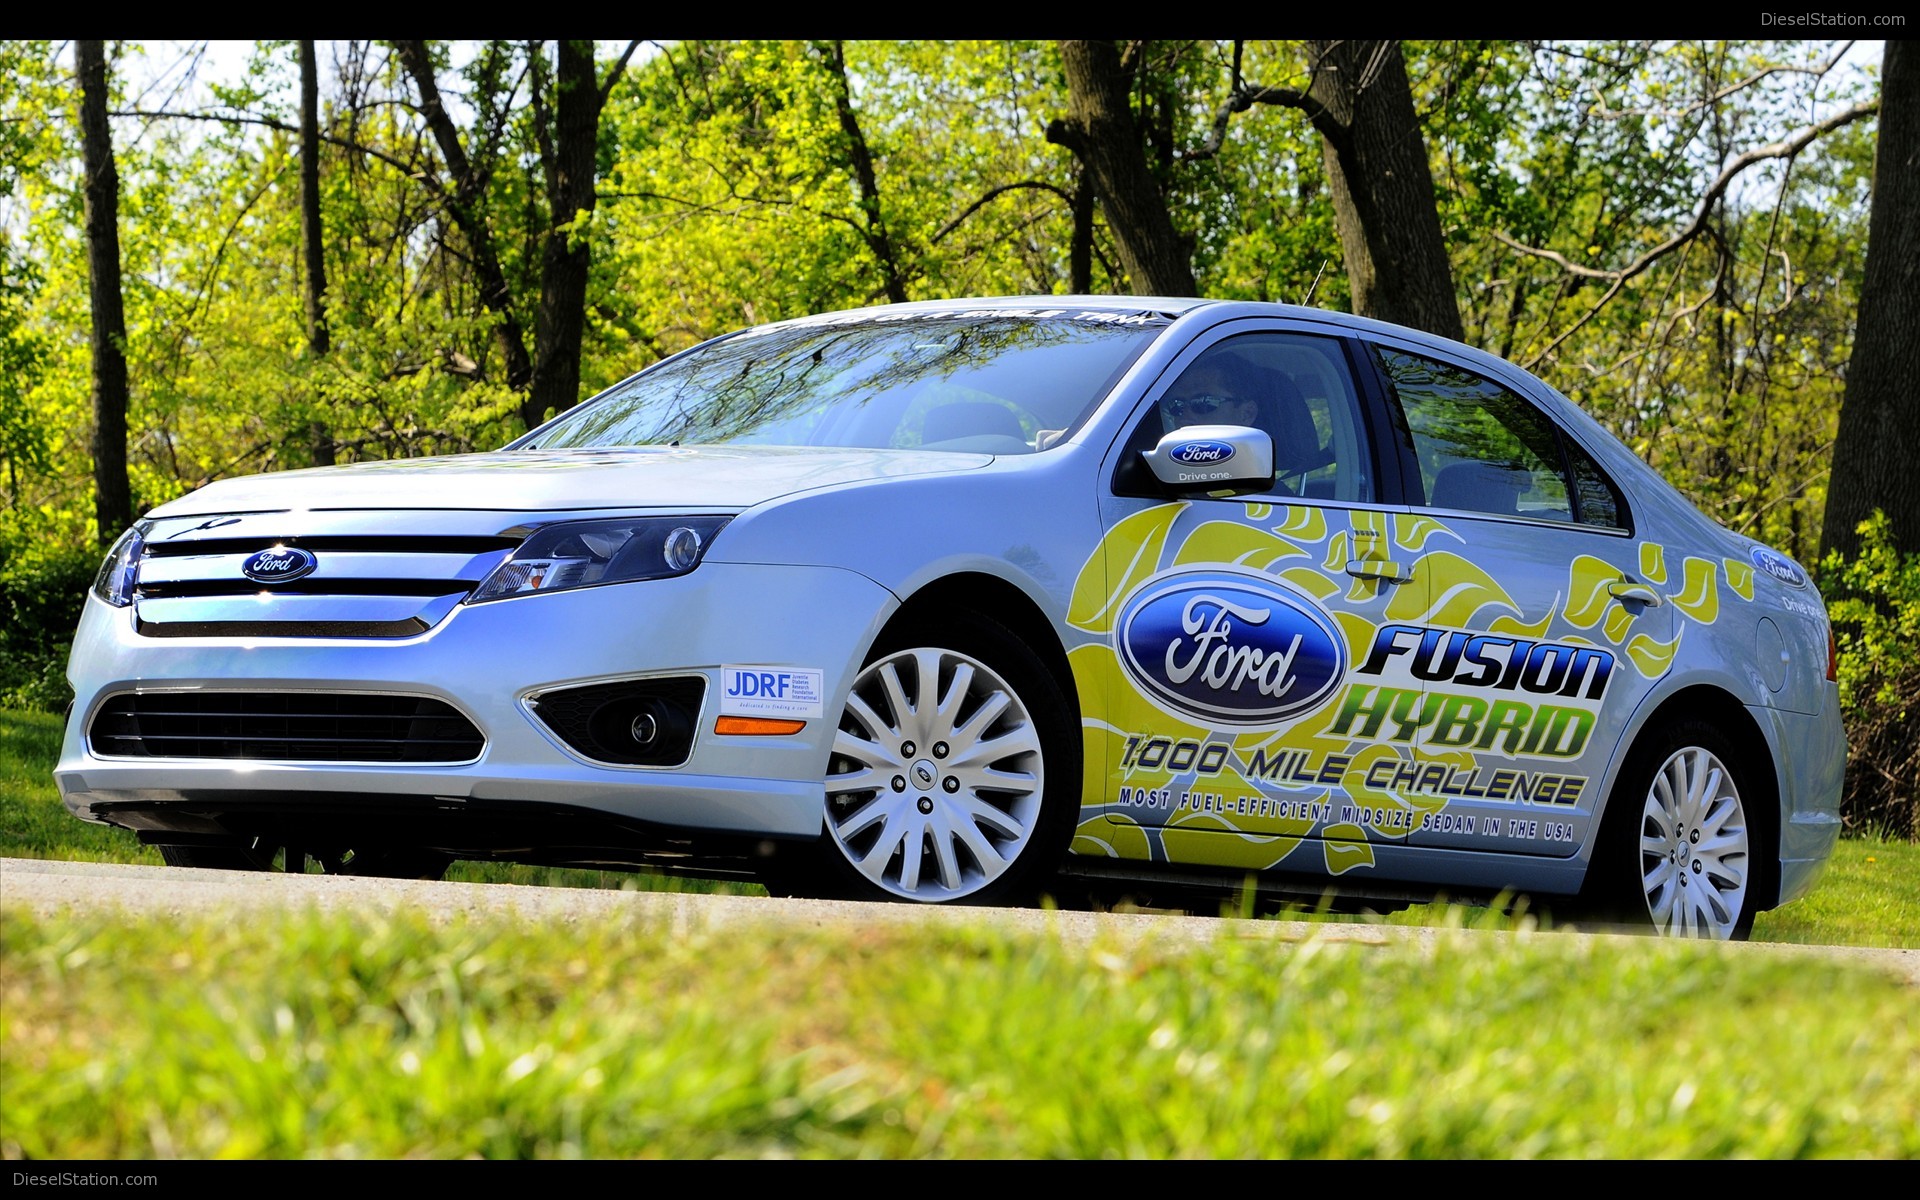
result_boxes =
[132,517,521,638]
[88,691,486,763]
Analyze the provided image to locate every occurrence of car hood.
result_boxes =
[143,446,995,517]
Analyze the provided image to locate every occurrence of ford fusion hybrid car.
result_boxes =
[58,296,1845,938]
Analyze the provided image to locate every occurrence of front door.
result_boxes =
[1067,324,1437,881]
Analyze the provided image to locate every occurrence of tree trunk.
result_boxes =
[526,40,602,428]
[1070,169,1094,293]
[1303,40,1464,343]
[77,40,131,545]
[394,40,535,396]
[1823,40,1920,561]
[299,40,335,466]
[1049,41,1197,296]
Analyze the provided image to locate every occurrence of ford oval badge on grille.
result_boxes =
[1117,571,1345,725]
[241,546,318,585]
[1168,439,1235,465]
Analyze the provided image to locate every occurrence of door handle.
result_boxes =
[1607,581,1664,606]
[1345,560,1413,584]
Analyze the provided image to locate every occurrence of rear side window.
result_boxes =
[1371,346,1625,529]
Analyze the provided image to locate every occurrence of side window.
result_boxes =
[1373,346,1623,527]
[1119,332,1375,504]
[1565,436,1626,529]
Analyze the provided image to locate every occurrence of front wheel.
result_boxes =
[1587,719,1762,939]
[810,614,1078,905]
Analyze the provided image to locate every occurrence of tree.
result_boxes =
[394,40,537,402]
[1046,40,1197,296]
[1822,40,1919,561]
[1046,40,1463,336]
[525,40,638,426]
[298,39,334,466]
[397,40,637,429]
[1210,40,1463,339]
[1297,40,1463,341]
[76,39,131,545]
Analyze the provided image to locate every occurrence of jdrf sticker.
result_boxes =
[720,665,825,718]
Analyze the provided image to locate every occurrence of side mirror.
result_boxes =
[1140,425,1274,496]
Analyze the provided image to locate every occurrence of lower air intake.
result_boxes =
[89,692,485,763]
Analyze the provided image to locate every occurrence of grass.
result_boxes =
[4,903,1917,1159]
[6,704,1917,1159]
[0,709,159,867]
[5,705,1915,945]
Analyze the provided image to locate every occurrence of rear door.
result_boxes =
[1353,336,1676,860]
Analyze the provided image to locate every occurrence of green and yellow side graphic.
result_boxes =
[1065,501,1749,876]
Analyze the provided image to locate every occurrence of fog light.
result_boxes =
[630,711,659,746]
[528,676,706,766]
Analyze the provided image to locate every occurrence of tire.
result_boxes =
[1586,718,1764,939]
[159,842,453,880]
[807,613,1078,905]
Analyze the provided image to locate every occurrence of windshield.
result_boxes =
[528,312,1167,454]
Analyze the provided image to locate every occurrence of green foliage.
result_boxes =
[1817,510,1920,839]
[4,901,1915,1158]
[1425,40,1873,563]
[0,38,1898,832]
[0,530,94,712]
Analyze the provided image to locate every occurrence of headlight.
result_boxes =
[469,516,731,603]
[92,522,149,607]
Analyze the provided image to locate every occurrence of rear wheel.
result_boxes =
[1588,719,1761,939]
[159,842,452,880]
[803,613,1078,905]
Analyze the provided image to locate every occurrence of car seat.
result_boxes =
[1428,459,1528,516]
[1256,373,1331,496]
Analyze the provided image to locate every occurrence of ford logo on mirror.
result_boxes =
[1116,571,1346,725]
[241,546,318,585]
[1749,545,1806,589]
[1168,440,1234,465]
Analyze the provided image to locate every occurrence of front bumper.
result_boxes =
[58,562,897,850]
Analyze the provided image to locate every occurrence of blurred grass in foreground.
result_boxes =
[3,903,1914,1159]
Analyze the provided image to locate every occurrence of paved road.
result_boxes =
[4,856,1916,985]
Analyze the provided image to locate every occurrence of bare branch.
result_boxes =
[108,107,433,188]
[1189,81,1326,162]
[600,40,642,108]
[1586,41,1857,121]
[1490,231,1622,280]
[1497,96,1879,370]
[930,181,1075,245]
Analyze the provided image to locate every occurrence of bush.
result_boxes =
[1817,511,1920,840]
[0,534,96,712]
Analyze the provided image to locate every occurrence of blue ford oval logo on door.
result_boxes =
[1116,571,1346,725]
[1749,545,1806,589]
[1168,440,1234,465]
[241,546,317,584]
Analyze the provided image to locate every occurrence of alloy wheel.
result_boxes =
[824,646,1045,901]
[1638,746,1751,939]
